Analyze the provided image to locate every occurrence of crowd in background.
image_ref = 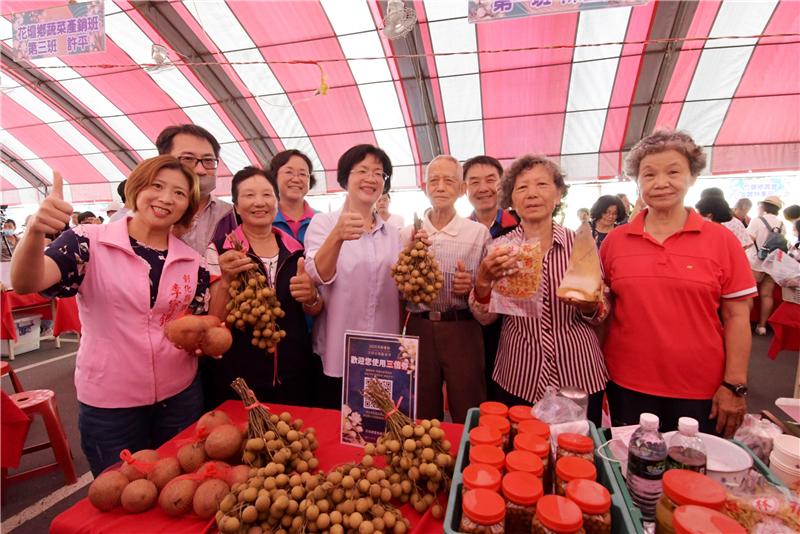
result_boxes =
[7,123,799,477]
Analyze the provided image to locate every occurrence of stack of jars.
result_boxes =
[460,403,612,534]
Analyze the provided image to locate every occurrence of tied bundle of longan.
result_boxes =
[233,379,319,471]
[216,462,412,534]
[391,216,443,305]
[363,381,453,517]
[224,236,286,353]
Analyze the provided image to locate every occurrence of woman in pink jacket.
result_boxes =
[11,156,209,475]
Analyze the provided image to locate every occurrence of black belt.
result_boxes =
[411,309,473,322]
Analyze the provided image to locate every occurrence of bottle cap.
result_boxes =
[566,479,611,515]
[555,456,597,482]
[663,470,725,509]
[505,450,544,476]
[640,412,659,430]
[535,495,583,532]
[462,489,506,525]
[463,463,502,492]
[479,401,509,418]
[517,418,550,439]
[557,433,594,454]
[673,505,746,534]
[479,414,511,436]
[514,432,550,459]
[677,417,699,435]
[502,471,543,506]
[469,426,503,448]
[469,444,505,471]
[508,405,535,424]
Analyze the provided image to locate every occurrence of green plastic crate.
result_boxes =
[444,408,643,534]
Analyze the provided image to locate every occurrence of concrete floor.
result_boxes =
[0,332,796,533]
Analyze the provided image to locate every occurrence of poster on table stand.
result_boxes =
[340,330,419,447]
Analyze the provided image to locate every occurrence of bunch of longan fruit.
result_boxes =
[391,222,443,305]
[242,411,319,472]
[225,268,286,352]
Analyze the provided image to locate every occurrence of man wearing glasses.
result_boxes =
[154,124,238,255]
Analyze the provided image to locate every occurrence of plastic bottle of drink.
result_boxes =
[665,417,707,474]
[626,413,667,522]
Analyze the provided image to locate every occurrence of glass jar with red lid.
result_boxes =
[470,444,506,473]
[502,471,543,534]
[555,456,596,496]
[672,505,746,534]
[655,470,726,534]
[518,418,551,440]
[480,401,509,418]
[463,463,503,495]
[480,414,512,451]
[508,405,535,438]
[566,479,611,534]
[556,433,594,463]
[505,450,544,478]
[532,495,585,533]
[514,432,551,491]
[461,488,506,534]
[470,425,503,449]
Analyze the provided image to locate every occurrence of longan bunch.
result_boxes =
[224,237,286,352]
[363,381,453,516]
[233,379,318,470]
[391,217,443,305]
[216,462,412,534]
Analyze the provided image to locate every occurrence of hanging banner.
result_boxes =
[468,0,649,23]
[340,331,419,447]
[12,1,105,61]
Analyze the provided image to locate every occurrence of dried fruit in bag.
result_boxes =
[557,223,602,302]
[494,241,544,299]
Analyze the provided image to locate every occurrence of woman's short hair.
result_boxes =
[269,149,316,190]
[590,195,627,223]
[760,201,780,216]
[783,204,800,221]
[625,129,707,179]
[695,196,733,223]
[231,166,279,204]
[337,144,392,194]
[124,155,200,227]
[700,187,725,200]
[500,154,568,216]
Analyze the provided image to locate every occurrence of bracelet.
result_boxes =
[303,291,321,309]
[474,288,491,304]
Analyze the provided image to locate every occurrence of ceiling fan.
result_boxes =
[382,0,417,40]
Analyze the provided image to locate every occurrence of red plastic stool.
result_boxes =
[1,361,24,393]
[1,389,77,486]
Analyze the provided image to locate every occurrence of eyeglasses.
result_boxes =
[279,169,310,181]
[177,155,219,170]
[350,168,389,182]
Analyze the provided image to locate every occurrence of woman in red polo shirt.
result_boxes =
[600,130,756,437]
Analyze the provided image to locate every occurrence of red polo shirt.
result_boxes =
[600,209,756,399]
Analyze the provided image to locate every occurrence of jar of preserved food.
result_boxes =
[480,415,512,451]
[508,405,535,439]
[557,433,594,463]
[470,444,506,473]
[566,479,612,534]
[672,505,746,534]
[471,425,503,449]
[502,471,543,534]
[555,456,596,496]
[532,495,585,534]
[505,450,544,478]
[463,463,503,495]
[480,401,509,419]
[654,470,726,534]
[461,488,506,534]
[517,418,551,440]
[514,432,551,491]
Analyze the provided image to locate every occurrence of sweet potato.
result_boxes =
[226,464,251,487]
[164,315,207,351]
[204,424,243,460]
[147,457,181,491]
[200,327,233,356]
[198,315,223,329]
[177,442,207,473]
[88,470,129,511]
[192,478,230,519]
[197,410,232,434]
[158,477,198,516]
[119,449,159,481]
[120,479,158,513]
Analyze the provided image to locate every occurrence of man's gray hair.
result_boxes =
[425,155,463,181]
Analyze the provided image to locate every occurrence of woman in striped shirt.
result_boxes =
[469,154,608,426]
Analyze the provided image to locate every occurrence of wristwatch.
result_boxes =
[721,381,748,397]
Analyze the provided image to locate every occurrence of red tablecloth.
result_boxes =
[0,291,81,341]
[768,301,800,358]
[50,401,463,534]
[1,390,31,469]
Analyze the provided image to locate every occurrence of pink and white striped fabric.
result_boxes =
[1,0,797,205]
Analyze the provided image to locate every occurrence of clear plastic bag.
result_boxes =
[489,234,545,318]
[762,250,800,288]
[733,414,783,465]
[532,387,585,425]
[723,472,800,532]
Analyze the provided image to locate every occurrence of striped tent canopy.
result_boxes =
[1,0,798,205]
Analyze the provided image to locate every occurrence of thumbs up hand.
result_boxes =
[28,171,73,236]
[334,195,365,242]
[289,256,319,305]
[452,259,473,296]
